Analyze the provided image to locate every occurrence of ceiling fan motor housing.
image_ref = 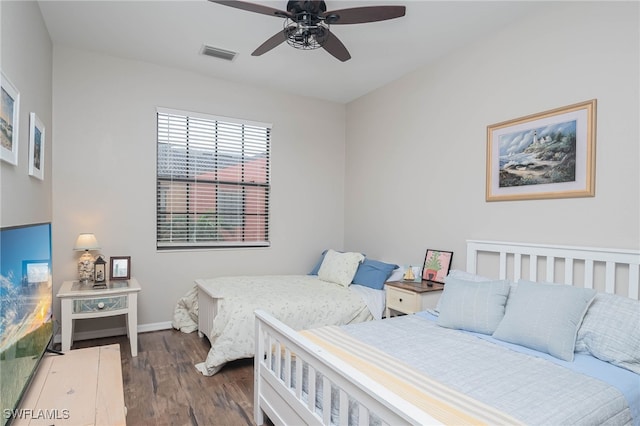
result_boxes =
[287,0,327,15]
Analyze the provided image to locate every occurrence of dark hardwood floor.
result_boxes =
[67,329,257,426]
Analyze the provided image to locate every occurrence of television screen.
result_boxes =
[0,223,53,425]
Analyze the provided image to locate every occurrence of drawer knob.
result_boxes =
[399,298,403,302]
[97,302,105,309]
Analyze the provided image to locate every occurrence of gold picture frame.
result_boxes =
[486,99,596,202]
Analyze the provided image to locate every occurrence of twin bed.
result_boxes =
[192,275,384,375]
[172,252,390,375]
[253,240,640,425]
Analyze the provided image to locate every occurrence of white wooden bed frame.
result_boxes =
[254,240,640,426]
[196,279,219,341]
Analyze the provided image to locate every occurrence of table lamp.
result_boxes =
[73,233,101,283]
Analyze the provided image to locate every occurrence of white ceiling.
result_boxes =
[38,0,546,104]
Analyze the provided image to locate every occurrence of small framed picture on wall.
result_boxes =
[1,71,20,165]
[28,112,45,180]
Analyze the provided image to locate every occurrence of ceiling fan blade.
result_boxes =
[252,30,288,56]
[323,6,406,25]
[322,32,351,62]
[208,0,292,19]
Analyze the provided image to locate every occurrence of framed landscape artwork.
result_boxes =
[28,113,45,180]
[422,249,453,284]
[1,71,20,165]
[486,99,596,201]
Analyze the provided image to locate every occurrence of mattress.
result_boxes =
[190,275,381,375]
[316,313,639,425]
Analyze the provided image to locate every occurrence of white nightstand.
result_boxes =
[385,280,444,317]
[57,278,141,356]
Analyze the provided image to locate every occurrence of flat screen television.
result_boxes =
[0,222,53,425]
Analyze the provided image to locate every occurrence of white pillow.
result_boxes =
[317,249,364,287]
[386,268,405,282]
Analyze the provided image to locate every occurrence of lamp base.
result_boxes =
[78,251,95,283]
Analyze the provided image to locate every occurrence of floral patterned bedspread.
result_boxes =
[173,275,373,375]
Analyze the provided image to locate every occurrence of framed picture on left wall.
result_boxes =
[1,71,20,165]
[28,113,45,180]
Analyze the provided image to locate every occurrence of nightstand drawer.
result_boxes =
[386,287,421,313]
[73,296,128,313]
[385,281,444,317]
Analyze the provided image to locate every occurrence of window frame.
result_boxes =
[156,107,271,250]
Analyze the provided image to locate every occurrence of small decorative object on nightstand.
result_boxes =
[385,280,444,318]
[93,255,107,287]
[402,265,415,281]
[73,233,101,284]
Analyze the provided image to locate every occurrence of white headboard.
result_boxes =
[466,240,640,300]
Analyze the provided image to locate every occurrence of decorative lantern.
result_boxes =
[93,255,107,285]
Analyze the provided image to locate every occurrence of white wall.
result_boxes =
[14,0,640,335]
[0,1,53,227]
[51,47,346,329]
[344,2,640,269]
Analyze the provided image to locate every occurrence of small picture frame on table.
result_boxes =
[422,249,453,285]
[110,256,131,280]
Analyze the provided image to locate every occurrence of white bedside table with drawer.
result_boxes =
[385,280,444,317]
[57,278,141,356]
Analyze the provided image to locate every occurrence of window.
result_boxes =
[156,107,271,249]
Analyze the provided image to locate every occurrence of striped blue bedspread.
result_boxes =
[338,313,638,425]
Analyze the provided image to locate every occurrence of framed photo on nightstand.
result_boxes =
[110,256,131,280]
[422,249,453,284]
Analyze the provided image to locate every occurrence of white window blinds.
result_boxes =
[156,107,271,248]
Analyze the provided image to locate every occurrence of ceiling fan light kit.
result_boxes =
[284,16,329,51]
[209,0,406,62]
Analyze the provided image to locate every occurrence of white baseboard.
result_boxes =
[53,321,174,344]
[139,321,174,333]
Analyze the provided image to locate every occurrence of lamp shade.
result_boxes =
[73,233,101,251]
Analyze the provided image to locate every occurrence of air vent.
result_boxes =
[200,45,238,62]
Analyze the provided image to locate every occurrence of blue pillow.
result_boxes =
[352,259,398,290]
[437,277,511,335]
[308,250,329,275]
[492,280,596,361]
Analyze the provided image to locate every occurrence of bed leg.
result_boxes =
[197,331,203,338]
[254,408,265,425]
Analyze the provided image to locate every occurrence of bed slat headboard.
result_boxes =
[466,240,640,300]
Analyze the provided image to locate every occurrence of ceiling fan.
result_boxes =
[209,1,406,62]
